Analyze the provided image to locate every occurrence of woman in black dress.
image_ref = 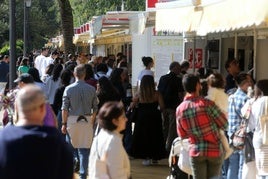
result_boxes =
[131,75,166,165]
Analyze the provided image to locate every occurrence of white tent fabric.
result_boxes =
[156,0,268,35]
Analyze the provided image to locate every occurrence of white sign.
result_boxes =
[152,36,184,83]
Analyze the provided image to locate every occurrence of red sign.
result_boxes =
[188,48,203,68]
[147,0,158,8]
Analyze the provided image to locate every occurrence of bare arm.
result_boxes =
[157,91,165,111]
[61,109,68,134]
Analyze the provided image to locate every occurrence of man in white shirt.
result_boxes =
[34,47,49,78]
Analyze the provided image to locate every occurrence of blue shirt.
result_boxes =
[228,88,249,137]
[0,61,9,82]
[62,80,98,115]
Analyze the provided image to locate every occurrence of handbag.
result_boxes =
[231,121,247,150]
[178,139,192,175]
[230,96,252,150]
[126,105,138,123]
[67,115,93,148]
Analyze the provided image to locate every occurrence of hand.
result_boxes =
[61,124,67,134]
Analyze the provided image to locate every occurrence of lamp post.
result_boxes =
[9,0,16,89]
[23,0,32,57]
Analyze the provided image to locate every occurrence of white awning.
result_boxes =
[156,0,268,35]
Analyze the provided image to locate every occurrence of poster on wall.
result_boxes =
[152,36,184,83]
[188,48,203,69]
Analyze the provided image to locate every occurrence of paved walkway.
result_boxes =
[74,158,170,179]
[130,158,169,179]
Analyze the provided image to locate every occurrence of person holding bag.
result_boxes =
[88,101,131,179]
[241,79,268,178]
[227,73,253,179]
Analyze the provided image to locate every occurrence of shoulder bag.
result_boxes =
[230,97,251,150]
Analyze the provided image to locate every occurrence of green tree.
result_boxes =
[0,1,10,48]
[70,0,145,27]
[0,0,60,52]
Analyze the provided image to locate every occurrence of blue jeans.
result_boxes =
[227,150,243,179]
[65,133,79,164]
[78,148,90,179]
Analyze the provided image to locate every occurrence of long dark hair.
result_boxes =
[52,64,63,81]
[28,67,43,83]
[97,76,121,109]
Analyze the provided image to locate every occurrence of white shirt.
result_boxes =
[88,129,130,179]
[137,69,154,86]
[34,54,52,77]
[242,96,268,148]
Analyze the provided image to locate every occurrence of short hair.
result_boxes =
[41,47,48,52]
[225,57,237,70]
[182,74,200,93]
[97,101,124,131]
[74,64,86,79]
[51,50,59,56]
[169,61,180,71]
[207,73,225,89]
[234,72,249,86]
[16,84,46,113]
[180,60,190,69]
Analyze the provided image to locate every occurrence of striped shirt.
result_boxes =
[227,88,249,138]
[176,95,228,157]
[62,80,98,115]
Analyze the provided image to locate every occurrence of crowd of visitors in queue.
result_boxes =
[1,47,268,179]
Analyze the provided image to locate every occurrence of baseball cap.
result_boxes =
[14,73,34,84]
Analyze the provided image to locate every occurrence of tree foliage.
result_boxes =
[0,0,145,54]
[0,0,60,51]
[70,0,145,27]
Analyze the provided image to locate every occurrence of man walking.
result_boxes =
[176,74,228,179]
[158,61,184,152]
[61,64,98,179]
[0,84,73,179]
[34,47,49,78]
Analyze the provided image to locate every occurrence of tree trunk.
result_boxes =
[57,0,75,55]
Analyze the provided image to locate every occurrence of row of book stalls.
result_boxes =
[47,0,268,86]
[153,0,268,82]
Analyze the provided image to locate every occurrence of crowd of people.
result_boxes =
[1,47,268,179]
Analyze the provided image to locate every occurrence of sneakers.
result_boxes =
[142,159,151,166]
[224,147,234,159]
